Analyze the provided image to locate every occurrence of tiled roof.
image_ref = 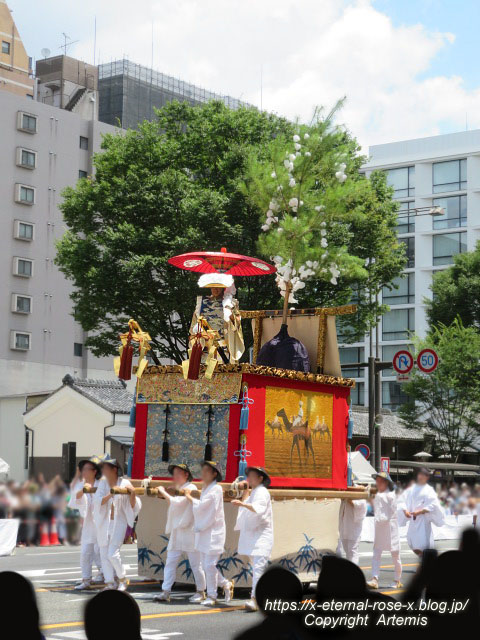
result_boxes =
[62,375,133,414]
[351,406,424,441]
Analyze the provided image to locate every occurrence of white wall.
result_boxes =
[0,395,27,480]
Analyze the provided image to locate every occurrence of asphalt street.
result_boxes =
[0,540,457,640]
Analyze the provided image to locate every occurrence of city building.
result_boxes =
[0,63,120,479]
[36,55,98,120]
[98,59,252,129]
[0,0,34,98]
[342,130,480,411]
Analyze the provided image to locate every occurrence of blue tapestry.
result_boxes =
[145,404,230,478]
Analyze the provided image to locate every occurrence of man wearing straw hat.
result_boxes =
[153,463,205,603]
[93,455,141,591]
[398,467,445,556]
[366,472,402,590]
[184,461,233,606]
[69,455,104,589]
[232,465,274,612]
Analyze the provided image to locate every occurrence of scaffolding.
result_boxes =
[98,59,254,129]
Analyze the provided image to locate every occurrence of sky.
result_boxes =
[8,0,480,151]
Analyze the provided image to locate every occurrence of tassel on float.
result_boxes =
[187,336,203,380]
[161,405,170,462]
[118,330,134,381]
[204,405,213,461]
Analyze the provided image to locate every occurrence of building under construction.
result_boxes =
[98,59,253,130]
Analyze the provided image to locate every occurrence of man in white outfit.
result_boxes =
[336,495,367,566]
[232,466,273,612]
[367,472,402,590]
[93,455,141,591]
[153,463,205,603]
[184,461,233,607]
[398,467,445,556]
[69,456,104,589]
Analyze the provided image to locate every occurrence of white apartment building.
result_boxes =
[341,130,480,411]
[0,89,119,478]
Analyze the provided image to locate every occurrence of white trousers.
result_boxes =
[162,550,204,592]
[99,525,127,584]
[371,548,402,581]
[199,553,229,599]
[336,539,361,566]
[80,542,102,580]
[250,555,269,598]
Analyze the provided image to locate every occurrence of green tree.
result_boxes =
[56,101,405,361]
[243,105,406,336]
[426,241,480,330]
[398,320,480,461]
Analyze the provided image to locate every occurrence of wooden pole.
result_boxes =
[83,483,372,501]
[281,281,292,325]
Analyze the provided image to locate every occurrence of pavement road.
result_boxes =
[0,540,457,640]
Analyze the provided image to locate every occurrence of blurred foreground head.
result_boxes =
[84,590,141,640]
[0,571,42,639]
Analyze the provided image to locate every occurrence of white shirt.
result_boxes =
[191,481,225,555]
[69,479,100,545]
[372,490,400,552]
[165,481,197,552]
[234,485,273,557]
[93,477,141,547]
[338,499,367,542]
[398,483,445,550]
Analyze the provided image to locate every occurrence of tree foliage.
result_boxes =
[398,320,480,461]
[426,241,480,330]
[56,100,405,361]
[243,104,406,338]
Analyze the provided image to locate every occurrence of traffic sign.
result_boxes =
[417,348,438,374]
[381,457,390,473]
[392,350,414,375]
[355,444,370,460]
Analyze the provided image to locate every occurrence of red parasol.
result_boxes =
[168,247,276,276]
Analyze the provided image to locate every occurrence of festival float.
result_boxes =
[112,247,371,586]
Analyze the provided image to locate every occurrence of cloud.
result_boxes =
[65,0,478,150]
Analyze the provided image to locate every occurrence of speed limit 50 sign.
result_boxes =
[417,348,438,373]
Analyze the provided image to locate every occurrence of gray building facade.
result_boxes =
[0,89,120,479]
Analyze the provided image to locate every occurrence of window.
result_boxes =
[14,221,34,241]
[382,308,415,341]
[15,184,35,205]
[433,159,466,193]
[382,381,409,411]
[79,136,89,150]
[339,347,365,378]
[11,331,31,351]
[386,166,415,198]
[74,343,83,357]
[78,170,88,179]
[17,111,37,133]
[382,344,410,376]
[13,257,33,277]
[433,232,467,266]
[2,41,10,55]
[396,201,415,234]
[399,236,415,268]
[383,273,415,305]
[432,195,467,230]
[349,382,364,406]
[12,294,32,314]
[17,148,37,169]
